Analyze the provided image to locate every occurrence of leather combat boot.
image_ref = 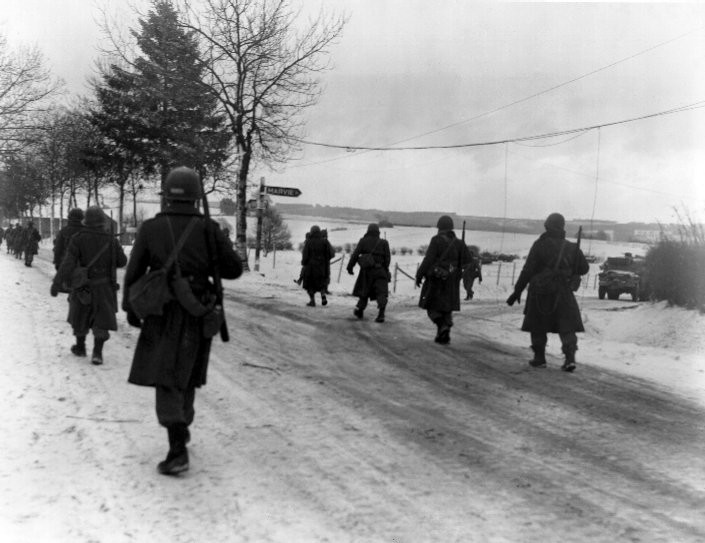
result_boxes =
[70,336,87,357]
[158,424,189,475]
[375,306,385,323]
[353,306,364,319]
[529,346,547,368]
[562,348,577,372]
[91,338,105,366]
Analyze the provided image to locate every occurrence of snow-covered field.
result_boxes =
[1,218,704,542]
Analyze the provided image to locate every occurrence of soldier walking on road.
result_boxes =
[12,224,24,259]
[506,212,589,372]
[22,221,42,267]
[51,207,127,365]
[300,225,334,307]
[415,215,472,344]
[462,245,483,300]
[347,223,391,322]
[53,208,84,270]
[123,167,242,476]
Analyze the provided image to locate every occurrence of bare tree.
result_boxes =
[179,0,346,267]
[0,34,63,159]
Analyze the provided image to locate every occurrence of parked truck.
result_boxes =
[598,253,645,301]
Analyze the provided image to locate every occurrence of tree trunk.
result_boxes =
[118,180,126,235]
[235,150,252,271]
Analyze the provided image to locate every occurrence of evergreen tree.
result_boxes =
[262,206,292,253]
[91,0,231,195]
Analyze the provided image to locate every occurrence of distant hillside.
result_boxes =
[274,203,675,243]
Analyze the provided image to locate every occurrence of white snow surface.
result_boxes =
[1,225,704,542]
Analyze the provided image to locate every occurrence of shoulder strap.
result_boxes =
[85,242,111,270]
[552,240,567,271]
[164,217,199,272]
[437,235,455,263]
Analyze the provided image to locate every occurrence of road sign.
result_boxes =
[265,186,301,197]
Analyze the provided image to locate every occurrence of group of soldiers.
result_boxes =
[1,221,42,266]
[6,165,589,478]
[298,212,588,367]
[47,168,242,477]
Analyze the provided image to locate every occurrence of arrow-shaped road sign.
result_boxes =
[264,186,301,197]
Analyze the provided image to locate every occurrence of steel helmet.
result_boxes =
[84,206,106,228]
[544,212,566,232]
[437,215,454,231]
[163,167,202,201]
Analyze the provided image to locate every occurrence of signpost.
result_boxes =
[254,181,302,272]
[265,186,301,197]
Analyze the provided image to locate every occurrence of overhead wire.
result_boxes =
[288,26,703,163]
[294,100,705,151]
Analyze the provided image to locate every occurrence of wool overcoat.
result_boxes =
[53,220,84,269]
[22,226,41,255]
[53,226,127,333]
[123,206,242,390]
[301,232,334,292]
[416,231,471,313]
[347,232,391,299]
[513,230,589,334]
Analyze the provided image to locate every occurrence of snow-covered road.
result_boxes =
[2,243,705,542]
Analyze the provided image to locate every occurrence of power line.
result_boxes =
[294,100,705,151]
[387,26,704,146]
[288,26,703,167]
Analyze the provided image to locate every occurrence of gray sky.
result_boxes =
[3,0,705,223]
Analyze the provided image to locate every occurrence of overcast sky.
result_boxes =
[3,1,705,223]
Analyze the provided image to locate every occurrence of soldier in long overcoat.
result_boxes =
[12,224,24,259]
[22,221,42,267]
[51,207,127,364]
[123,167,242,476]
[415,215,472,344]
[346,223,391,322]
[462,245,483,300]
[4,224,15,253]
[506,212,589,372]
[53,208,84,270]
[301,225,334,307]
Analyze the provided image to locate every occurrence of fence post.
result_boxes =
[511,261,516,284]
[496,262,502,286]
[272,246,276,269]
[393,263,398,293]
[337,253,346,283]
[593,274,598,289]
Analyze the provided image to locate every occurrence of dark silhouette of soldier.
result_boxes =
[301,225,334,307]
[506,212,589,372]
[21,221,41,267]
[462,245,483,300]
[123,167,242,476]
[53,208,84,271]
[415,216,472,344]
[347,223,391,323]
[12,224,24,259]
[51,206,127,365]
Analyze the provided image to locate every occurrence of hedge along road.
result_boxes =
[205,287,705,542]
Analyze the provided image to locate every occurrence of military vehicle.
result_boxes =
[597,253,644,301]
